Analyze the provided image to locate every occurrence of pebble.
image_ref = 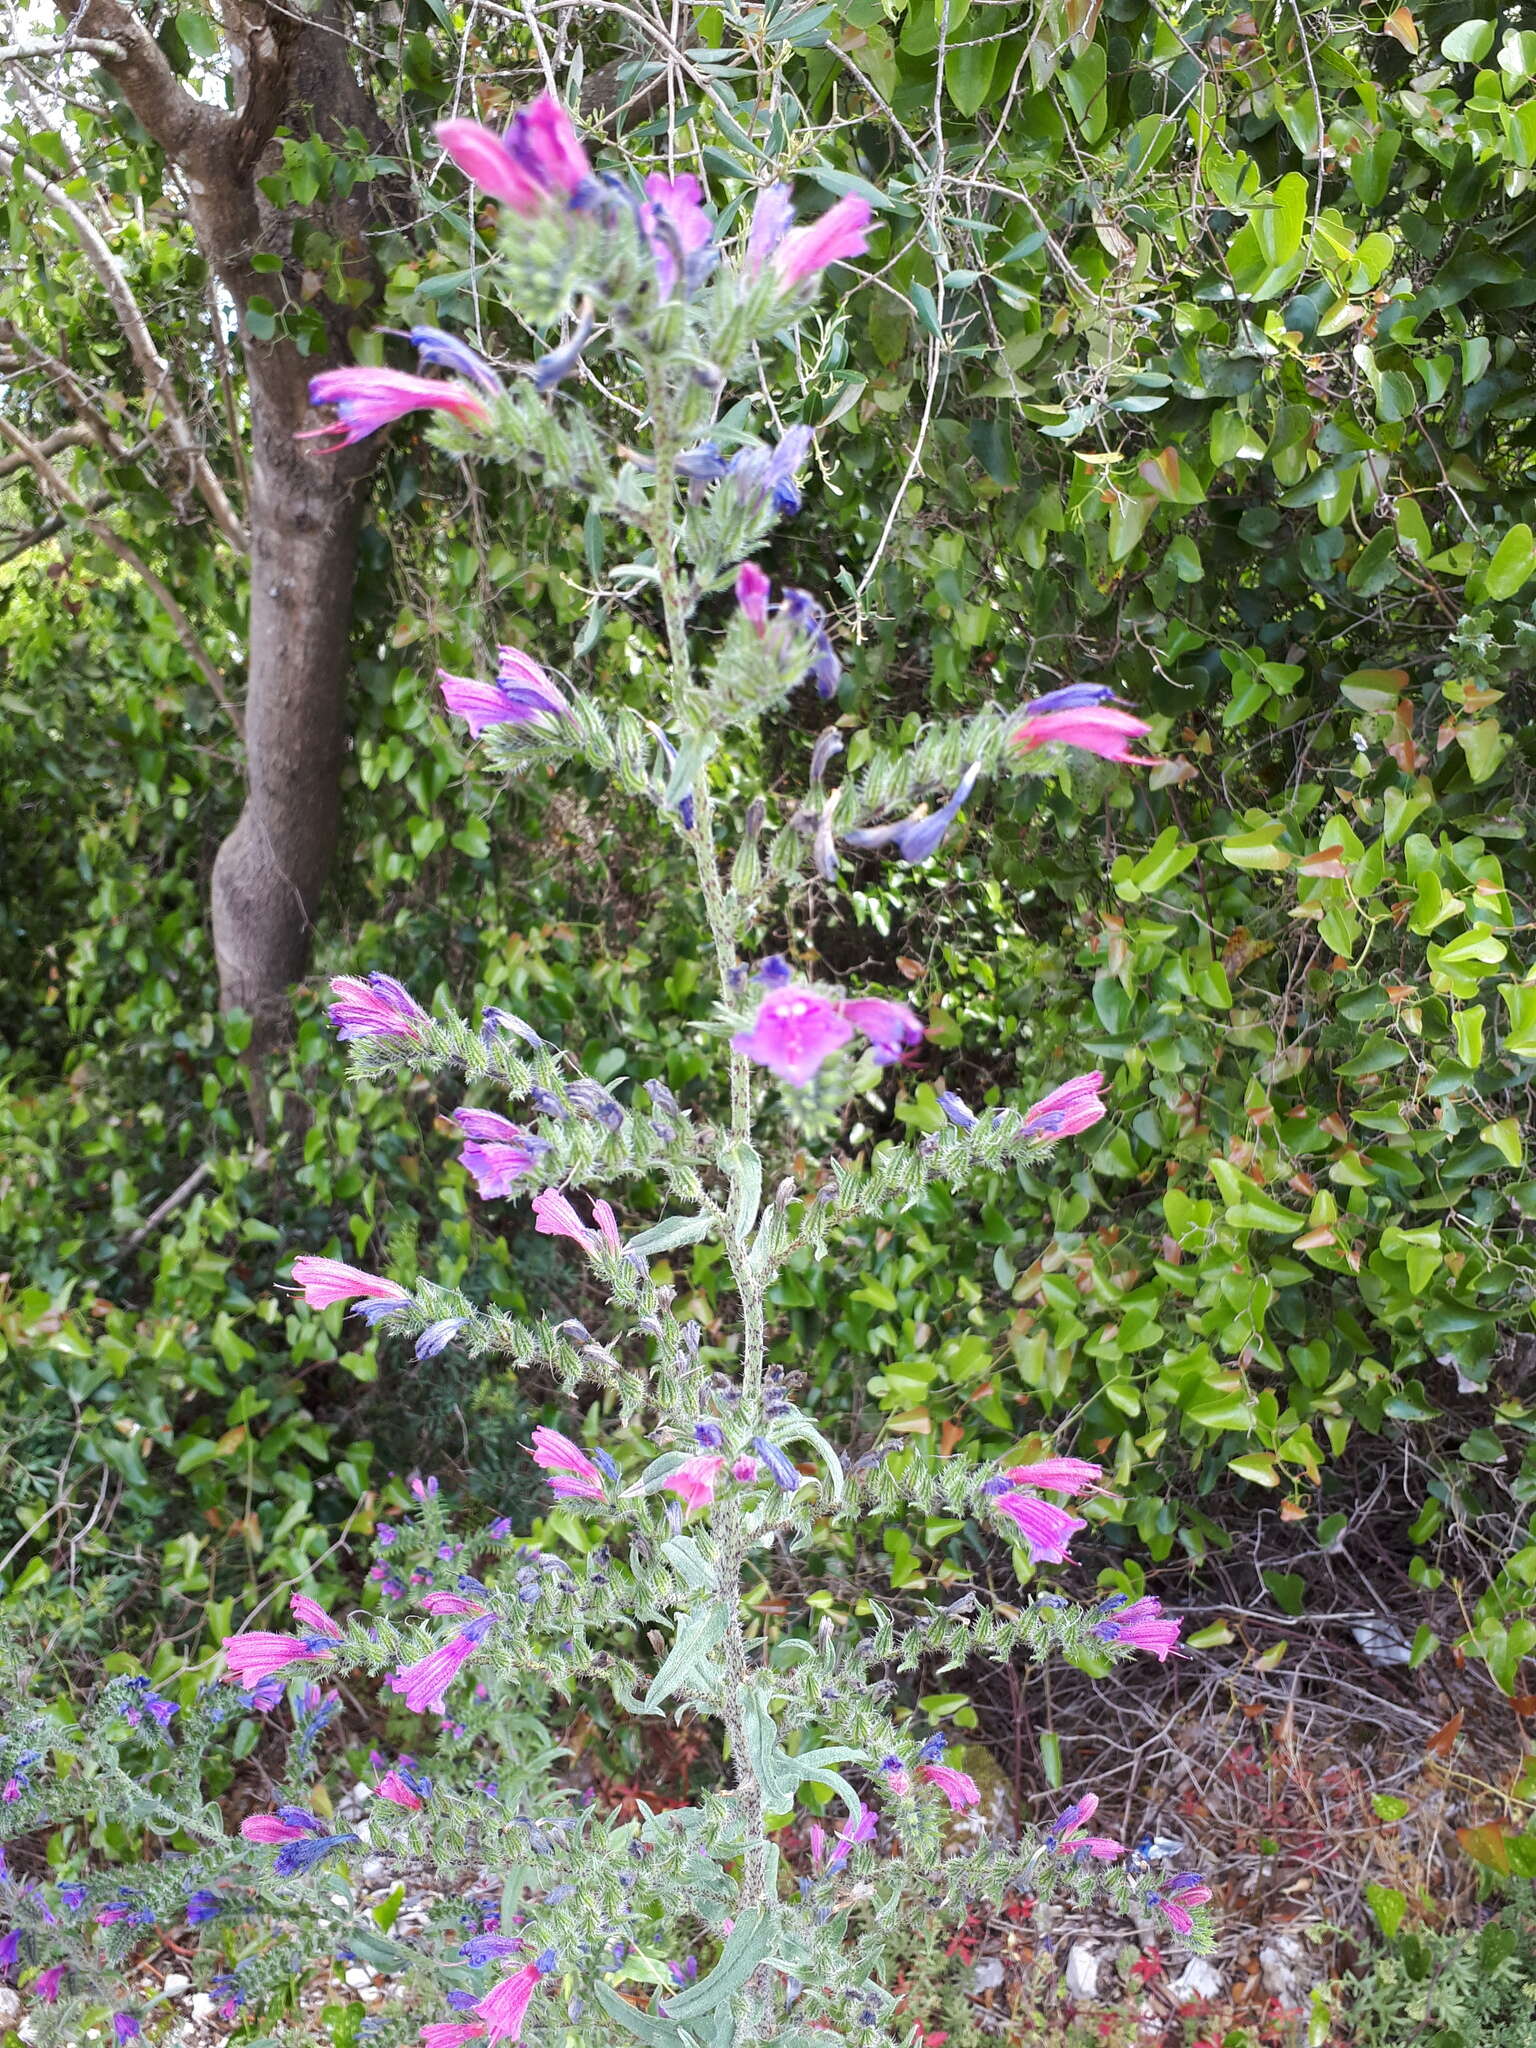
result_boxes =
[969,1956,1005,1994]
[162,1976,191,1999]
[1172,1956,1223,2002]
[1064,1942,1101,2000]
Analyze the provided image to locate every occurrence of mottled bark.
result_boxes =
[69,0,397,1046]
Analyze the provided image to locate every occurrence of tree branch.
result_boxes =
[54,0,232,168]
[0,422,97,479]
[0,36,124,64]
[0,143,249,554]
[0,414,245,740]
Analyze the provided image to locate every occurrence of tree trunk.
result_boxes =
[210,405,369,1042]
[72,0,399,1047]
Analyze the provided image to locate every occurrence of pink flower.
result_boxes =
[744,183,797,276]
[327,972,428,1042]
[301,368,491,449]
[435,96,590,214]
[1072,1836,1126,1860]
[1152,1878,1212,1934]
[1021,1073,1106,1141]
[880,1759,912,1797]
[421,2027,486,2048]
[1002,1457,1103,1497]
[1094,1595,1182,1662]
[591,1199,623,1252]
[33,1966,65,2004]
[240,1813,315,1844]
[731,1456,758,1483]
[772,195,873,288]
[475,1961,548,2042]
[419,1591,486,1616]
[374,1770,426,1811]
[1047,1793,1099,1845]
[658,1455,726,1511]
[289,1593,342,1638]
[454,1110,550,1198]
[993,1492,1085,1564]
[920,1764,980,1811]
[731,988,853,1086]
[531,1189,600,1253]
[529,1426,605,1502]
[222,1631,329,1682]
[288,1256,410,1319]
[641,172,716,298]
[386,1615,495,1715]
[1012,705,1156,764]
[736,561,771,633]
[838,996,925,1069]
[438,648,572,738]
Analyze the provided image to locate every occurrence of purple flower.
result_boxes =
[273,1831,358,1877]
[1021,1072,1107,1140]
[780,588,840,697]
[58,1885,87,1911]
[301,368,492,449]
[752,1437,802,1493]
[844,762,981,864]
[1093,1594,1182,1662]
[754,954,794,990]
[112,2013,141,2044]
[640,173,716,299]
[488,1517,513,1540]
[993,1490,1085,1563]
[736,561,771,632]
[439,647,573,738]
[694,1421,725,1449]
[838,996,925,1069]
[529,1427,606,1502]
[731,988,853,1086]
[1151,1874,1213,1933]
[727,426,814,518]
[531,300,596,393]
[677,442,728,481]
[744,183,796,275]
[402,327,503,395]
[186,1890,223,1925]
[387,1614,496,1714]
[327,971,428,1043]
[34,1965,65,2003]
[772,195,873,287]
[435,97,591,215]
[0,1932,18,1972]
[454,1109,551,1198]
[1024,683,1118,714]
[880,1757,912,1797]
[937,1091,976,1130]
[809,728,844,786]
[416,1319,466,1360]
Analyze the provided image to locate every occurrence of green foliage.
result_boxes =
[1344,1904,1536,2047]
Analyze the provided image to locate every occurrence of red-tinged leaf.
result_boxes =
[1457,1821,1512,1874]
[1426,1707,1464,1758]
[1512,1694,1536,1715]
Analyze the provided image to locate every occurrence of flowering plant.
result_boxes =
[1,93,1205,2048]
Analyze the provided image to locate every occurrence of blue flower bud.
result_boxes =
[752,1437,801,1492]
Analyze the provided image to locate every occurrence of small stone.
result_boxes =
[189,1994,216,2022]
[969,1956,1005,1994]
[0,1991,21,2028]
[1172,1956,1222,2002]
[344,1967,373,1990]
[1065,1943,1100,2000]
[1260,1932,1308,2004]
[162,1975,191,1998]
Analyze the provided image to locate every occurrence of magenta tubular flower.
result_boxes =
[1095,1595,1183,1662]
[1047,1792,1098,1845]
[641,172,716,298]
[454,1109,550,1198]
[658,1455,726,1511]
[475,1957,551,2043]
[301,367,491,449]
[731,1456,758,1483]
[1002,1457,1103,1496]
[920,1764,980,1810]
[419,1590,487,1616]
[531,1189,600,1254]
[375,1770,426,1811]
[529,1426,605,1502]
[112,2014,141,2044]
[772,194,873,287]
[387,1614,496,1715]
[222,1631,330,1682]
[994,1491,1085,1564]
[34,1966,65,2004]
[290,1593,342,1638]
[880,1758,912,1798]
[288,1256,411,1325]
[435,95,590,213]
[731,988,853,1086]
[744,181,796,275]
[1021,1072,1106,1141]
[1012,704,1156,764]
[438,648,572,738]
[1072,1835,1127,1860]
[421,2026,487,2048]
[838,996,926,1069]
[241,1813,318,1845]
[735,561,771,633]
[327,971,428,1042]
[827,1806,877,1867]
[590,1199,623,1253]
[1152,1877,1213,1934]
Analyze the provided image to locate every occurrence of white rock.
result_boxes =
[1350,1617,1412,1665]
[162,1975,191,1999]
[344,1967,374,1990]
[1065,1943,1100,2000]
[1172,1956,1222,2002]
[189,1994,216,2022]
[0,1991,21,2028]
[1260,1933,1308,2003]
[969,1956,1005,1993]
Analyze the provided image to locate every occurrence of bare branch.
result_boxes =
[0,36,124,64]
[0,413,245,740]
[0,142,249,554]
[54,0,232,167]
[0,422,97,479]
